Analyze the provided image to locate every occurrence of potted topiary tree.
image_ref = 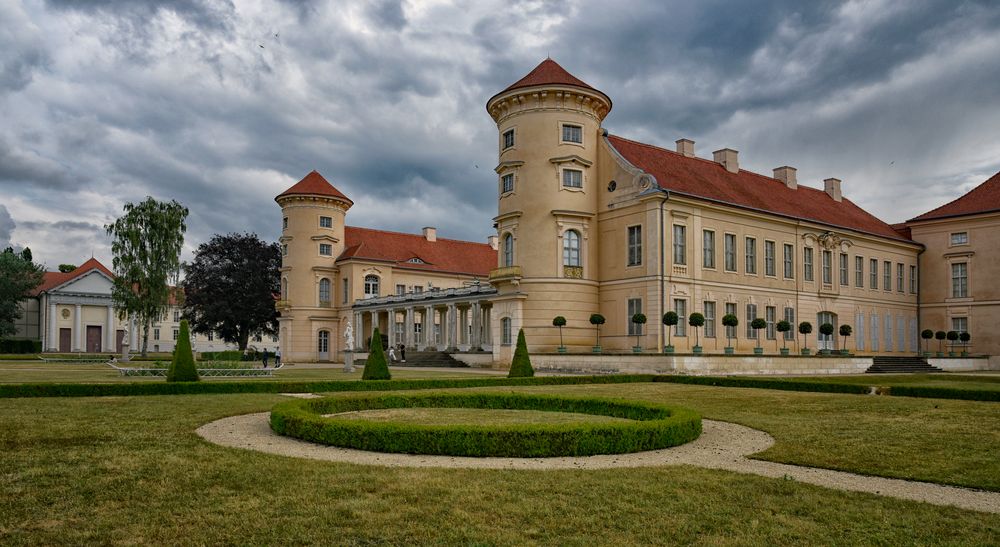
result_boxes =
[362,327,391,380]
[818,323,835,355]
[722,314,738,355]
[508,328,534,377]
[776,320,791,356]
[959,331,971,357]
[662,311,678,354]
[751,318,767,355]
[552,316,567,353]
[689,312,705,354]
[921,329,934,357]
[589,313,605,353]
[798,321,813,355]
[839,324,852,355]
[946,330,959,357]
[934,330,946,357]
[631,313,647,353]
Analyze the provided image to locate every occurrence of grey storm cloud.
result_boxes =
[2,0,999,269]
[0,205,15,248]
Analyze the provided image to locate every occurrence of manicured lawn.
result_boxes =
[1,391,997,544]
[772,373,1000,392]
[325,407,631,426]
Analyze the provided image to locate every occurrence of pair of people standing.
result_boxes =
[261,348,281,368]
[387,344,406,363]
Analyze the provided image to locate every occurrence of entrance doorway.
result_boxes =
[86,326,102,353]
[318,330,330,361]
[817,312,837,351]
[59,328,71,352]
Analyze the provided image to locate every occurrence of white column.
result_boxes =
[354,312,363,350]
[471,301,481,349]
[447,303,457,350]
[106,306,115,352]
[48,300,58,352]
[369,311,377,335]
[73,304,82,352]
[423,306,432,349]
[387,309,396,347]
[404,307,414,347]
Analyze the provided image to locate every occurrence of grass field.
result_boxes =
[2,389,998,544]
[771,372,1000,391]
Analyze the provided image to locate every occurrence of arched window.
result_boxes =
[501,317,512,345]
[318,278,331,304]
[280,278,288,300]
[503,233,514,267]
[364,275,380,298]
[563,230,581,267]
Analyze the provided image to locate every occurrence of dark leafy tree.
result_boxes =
[839,324,853,351]
[662,311,678,347]
[776,320,791,349]
[722,314,739,349]
[688,312,705,347]
[589,313,605,347]
[946,330,959,352]
[751,318,767,348]
[935,330,946,353]
[0,248,45,338]
[508,329,534,377]
[631,313,647,349]
[105,197,188,356]
[58,264,76,273]
[552,316,566,348]
[363,327,391,380]
[166,320,199,382]
[183,233,280,350]
[798,321,813,350]
[921,329,934,353]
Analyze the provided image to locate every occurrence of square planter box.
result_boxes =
[724,347,735,355]
[557,347,567,354]
[936,352,944,357]
[663,345,675,354]
[948,351,956,357]
[961,351,969,357]
[801,349,812,356]
[779,348,790,356]
[692,346,703,354]
[632,346,643,354]
[592,346,602,354]
[753,347,764,355]
[840,349,850,355]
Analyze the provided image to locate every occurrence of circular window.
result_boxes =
[607,180,617,192]
[61,308,70,319]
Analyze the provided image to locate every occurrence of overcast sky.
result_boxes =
[2,0,999,270]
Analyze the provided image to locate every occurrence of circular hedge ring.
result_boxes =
[269,392,701,457]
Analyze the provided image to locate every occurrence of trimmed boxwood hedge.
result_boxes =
[269,392,702,457]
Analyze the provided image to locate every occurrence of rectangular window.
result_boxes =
[413,286,423,294]
[950,232,968,245]
[502,129,514,150]
[281,244,288,257]
[725,303,737,340]
[674,299,687,336]
[395,284,405,296]
[746,304,757,338]
[765,306,776,340]
[319,216,332,228]
[884,315,892,352]
[561,124,582,143]
[154,328,160,341]
[627,298,643,336]
[673,225,686,265]
[896,263,904,292]
[783,244,794,279]
[501,174,514,193]
[704,301,716,338]
[764,241,775,276]
[562,169,583,188]
[282,217,288,230]
[702,230,715,269]
[745,237,757,274]
[803,248,814,281]
[870,258,878,289]
[855,256,864,287]
[822,250,832,284]
[840,253,849,286]
[319,243,332,256]
[951,262,968,297]
[342,278,349,303]
[910,265,917,294]
[952,317,968,335]
[724,234,737,272]
[319,281,331,303]
[898,316,906,352]
[783,307,795,340]
[173,310,180,322]
[172,329,179,341]
[207,332,214,341]
[627,226,642,266]
[883,260,891,291]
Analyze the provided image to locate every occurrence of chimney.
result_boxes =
[422,227,437,242]
[773,166,797,190]
[713,148,739,173]
[676,138,695,157]
[824,178,842,202]
[487,235,498,250]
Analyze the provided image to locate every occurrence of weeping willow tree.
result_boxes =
[105,197,188,356]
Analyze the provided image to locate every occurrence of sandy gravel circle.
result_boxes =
[197,411,1000,514]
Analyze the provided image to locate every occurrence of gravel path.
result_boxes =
[197,412,1000,514]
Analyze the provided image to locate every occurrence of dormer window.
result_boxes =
[407,257,425,264]
[502,129,515,150]
[319,216,332,228]
[561,124,582,144]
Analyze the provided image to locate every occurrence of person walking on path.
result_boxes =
[262,348,269,368]
[274,348,281,367]
[399,344,406,363]
[388,345,397,363]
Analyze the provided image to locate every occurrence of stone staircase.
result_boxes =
[865,355,944,374]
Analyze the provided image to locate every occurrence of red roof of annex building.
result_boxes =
[275,170,353,205]
[606,135,910,242]
[338,226,496,277]
[32,257,115,296]
[908,170,1000,222]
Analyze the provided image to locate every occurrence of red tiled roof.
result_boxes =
[338,226,496,277]
[491,58,610,108]
[890,223,912,240]
[275,170,353,205]
[606,135,910,242]
[908,170,1000,222]
[32,257,115,296]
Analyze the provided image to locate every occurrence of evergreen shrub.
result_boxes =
[362,327,391,380]
[166,320,199,382]
[508,329,534,377]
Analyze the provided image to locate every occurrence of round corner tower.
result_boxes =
[486,59,612,353]
[274,170,352,362]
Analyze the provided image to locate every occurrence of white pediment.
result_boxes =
[54,270,114,295]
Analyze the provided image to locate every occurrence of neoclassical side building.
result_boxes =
[278,59,948,363]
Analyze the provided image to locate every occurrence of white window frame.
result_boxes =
[703,230,716,269]
[627,225,642,267]
[562,168,583,189]
[765,306,776,340]
[883,260,892,292]
[745,237,757,275]
[627,298,643,336]
[502,233,515,267]
[724,234,737,272]
[822,250,832,284]
[764,240,775,277]
[319,243,332,256]
[364,275,380,299]
[951,262,968,298]
[840,253,849,286]
[673,225,686,266]
[950,232,968,246]
[803,247,814,282]
[501,317,512,345]
[783,243,794,279]
[855,256,864,288]
[870,258,878,289]
[704,301,716,338]
[563,230,582,267]
[501,173,514,194]
[725,302,737,340]
[674,299,687,336]
[909,265,917,294]
[502,128,515,150]
[560,123,583,144]
[319,216,332,228]
[318,278,331,304]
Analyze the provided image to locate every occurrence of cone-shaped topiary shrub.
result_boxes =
[363,327,391,380]
[508,328,534,378]
[167,320,199,382]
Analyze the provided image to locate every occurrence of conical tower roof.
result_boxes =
[275,170,353,206]
[488,58,611,113]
